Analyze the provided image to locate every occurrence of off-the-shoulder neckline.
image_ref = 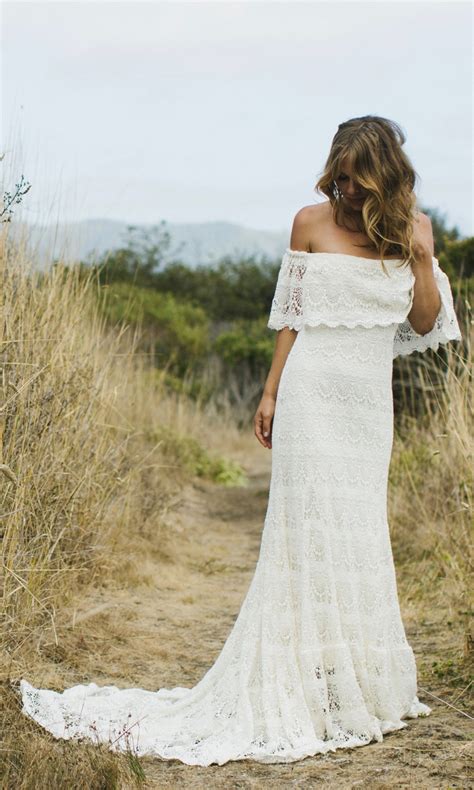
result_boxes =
[285,248,405,262]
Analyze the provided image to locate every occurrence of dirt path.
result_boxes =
[41,445,471,789]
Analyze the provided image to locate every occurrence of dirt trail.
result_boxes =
[38,445,471,789]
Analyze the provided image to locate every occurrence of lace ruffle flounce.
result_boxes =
[393,257,462,357]
[267,250,462,358]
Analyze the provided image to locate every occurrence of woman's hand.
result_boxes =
[254,393,276,449]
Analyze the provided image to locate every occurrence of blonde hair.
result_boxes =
[315,115,421,268]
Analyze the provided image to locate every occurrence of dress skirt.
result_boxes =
[19,321,431,767]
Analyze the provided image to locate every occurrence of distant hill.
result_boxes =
[6,218,290,269]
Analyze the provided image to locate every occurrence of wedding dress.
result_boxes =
[18,250,461,766]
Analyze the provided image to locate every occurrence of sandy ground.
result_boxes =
[24,444,472,789]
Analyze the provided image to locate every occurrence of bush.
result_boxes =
[98,283,211,376]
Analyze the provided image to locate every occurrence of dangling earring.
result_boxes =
[332,180,341,200]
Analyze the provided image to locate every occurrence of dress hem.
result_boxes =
[16,680,432,768]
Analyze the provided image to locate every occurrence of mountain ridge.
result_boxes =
[7,218,290,269]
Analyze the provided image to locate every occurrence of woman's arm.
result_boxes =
[263,328,298,399]
[254,327,298,449]
[407,215,442,335]
[254,212,309,449]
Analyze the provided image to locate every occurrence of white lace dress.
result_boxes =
[19,250,462,767]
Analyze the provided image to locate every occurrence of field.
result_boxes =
[1,225,472,789]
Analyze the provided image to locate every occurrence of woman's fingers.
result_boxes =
[254,410,272,448]
[263,417,272,448]
[254,411,265,445]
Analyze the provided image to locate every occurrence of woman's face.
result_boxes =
[334,159,368,212]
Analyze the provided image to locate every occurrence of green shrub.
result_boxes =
[150,426,247,486]
[98,283,210,375]
[213,318,274,374]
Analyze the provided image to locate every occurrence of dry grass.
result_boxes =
[390,335,473,604]
[389,325,473,709]
[1,681,146,790]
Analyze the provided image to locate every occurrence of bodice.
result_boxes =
[267,249,462,358]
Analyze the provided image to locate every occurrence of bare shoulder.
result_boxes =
[289,203,327,251]
[413,210,435,255]
[413,209,432,230]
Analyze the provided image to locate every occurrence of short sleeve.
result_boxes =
[267,251,307,331]
[393,257,462,358]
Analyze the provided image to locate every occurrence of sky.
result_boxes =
[2,0,473,236]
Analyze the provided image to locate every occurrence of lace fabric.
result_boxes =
[16,249,462,767]
[392,257,462,357]
[267,250,462,359]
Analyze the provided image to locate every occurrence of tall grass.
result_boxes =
[389,320,473,703]
[390,331,472,603]
[0,226,245,787]
[1,230,246,645]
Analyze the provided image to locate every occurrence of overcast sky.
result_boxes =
[2,1,473,236]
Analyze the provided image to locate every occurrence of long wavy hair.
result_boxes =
[314,115,421,269]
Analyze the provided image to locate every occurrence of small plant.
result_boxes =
[150,426,247,487]
[0,163,31,222]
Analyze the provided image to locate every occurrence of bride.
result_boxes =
[18,115,461,766]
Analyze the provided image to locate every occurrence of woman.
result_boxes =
[19,116,461,766]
